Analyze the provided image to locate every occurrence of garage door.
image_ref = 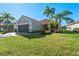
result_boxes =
[18,25,29,32]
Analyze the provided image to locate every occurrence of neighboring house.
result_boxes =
[66,21,79,31]
[15,15,43,33]
[0,20,4,31]
[0,20,14,32]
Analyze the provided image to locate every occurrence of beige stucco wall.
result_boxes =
[67,23,79,31]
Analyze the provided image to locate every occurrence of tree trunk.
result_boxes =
[58,19,62,32]
[48,15,52,32]
[55,18,58,32]
[6,26,8,32]
[55,18,58,22]
[6,18,9,32]
[48,24,51,31]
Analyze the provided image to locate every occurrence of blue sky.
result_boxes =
[0,3,79,25]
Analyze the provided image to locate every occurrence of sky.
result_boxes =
[0,3,79,25]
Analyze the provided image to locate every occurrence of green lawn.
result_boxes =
[0,33,79,56]
[0,31,5,34]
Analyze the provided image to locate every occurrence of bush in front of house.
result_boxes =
[73,28,79,32]
[32,30,44,33]
[62,29,73,33]
[50,21,58,33]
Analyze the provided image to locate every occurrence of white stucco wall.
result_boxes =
[15,15,43,32]
[15,16,32,32]
[31,20,43,32]
[0,27,3,31]
[16,16,29,25]
[67,23,79,31]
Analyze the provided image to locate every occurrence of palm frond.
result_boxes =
[51,8,55,14]
[53,13,61,18]
[62,17,73,20]
[10,17,15,21]
[43,6,55,19]
[0,11,15,22]
[63,17,74,24]
[61,10,73,16]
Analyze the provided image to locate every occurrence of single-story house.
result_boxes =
[66,21,79,31]
[15,15,52,33]
[15,15,43,33]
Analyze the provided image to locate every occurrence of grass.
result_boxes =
[0,31,5,34]
[0,32,4,34]
[0,33,79,55]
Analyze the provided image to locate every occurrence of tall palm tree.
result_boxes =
[44,6,55,31]
[62,17,74,24]
[0,11,15,32]
[54,13,62,32]
[44,6,55,19]
[54,10,73,32]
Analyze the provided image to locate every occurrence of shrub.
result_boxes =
[62,30,73,33]
[32,30,44,33]
[50,21,58,32]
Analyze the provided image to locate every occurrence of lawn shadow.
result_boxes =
[16,32,52,39]
[61,32,79,34]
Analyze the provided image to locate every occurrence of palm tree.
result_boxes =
[0,11,15,32]
[44,6,55,31]
[62,17,74,24]
[53,13,61,32]
[54,10,73,32]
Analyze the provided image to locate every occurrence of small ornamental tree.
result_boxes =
[50,21,58,32]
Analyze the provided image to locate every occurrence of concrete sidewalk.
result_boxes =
[0,32,17,38]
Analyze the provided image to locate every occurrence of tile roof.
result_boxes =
[40,19,53,25]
